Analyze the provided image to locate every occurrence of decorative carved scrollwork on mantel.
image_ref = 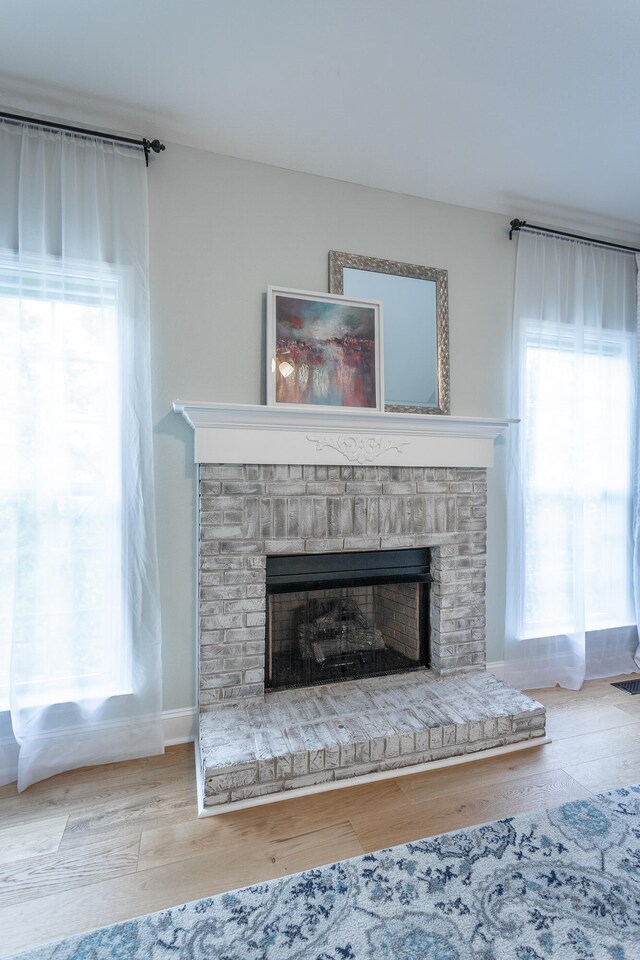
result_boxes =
[307,434,410,464]
[173,401,514,468]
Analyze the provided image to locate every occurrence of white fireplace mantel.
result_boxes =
[174,400,515,468]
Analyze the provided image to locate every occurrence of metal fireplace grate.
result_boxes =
[611,679,640,696]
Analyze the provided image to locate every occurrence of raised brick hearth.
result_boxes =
[200,671,545,807]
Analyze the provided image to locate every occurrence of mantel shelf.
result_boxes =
[173,400,516,468]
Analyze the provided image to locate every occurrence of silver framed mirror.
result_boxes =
[328,251,450,415]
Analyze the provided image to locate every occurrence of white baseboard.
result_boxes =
[162,706,197,745]
[486,660,505,680]
[0,739,19,786]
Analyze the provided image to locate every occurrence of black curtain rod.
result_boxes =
[509,218,640,254]
[0,110,165,166]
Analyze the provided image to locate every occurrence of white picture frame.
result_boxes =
[266,285,384,412]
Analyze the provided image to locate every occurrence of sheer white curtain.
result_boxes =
[505,230,638,690]
[634,255,640,672]
[0,120,163,789]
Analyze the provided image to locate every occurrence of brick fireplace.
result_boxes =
[175,402,546,813]
[199,461,490,702]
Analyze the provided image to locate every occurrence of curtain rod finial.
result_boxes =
[509,218,527,240]
[142,138,166,166]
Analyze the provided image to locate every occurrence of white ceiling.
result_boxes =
[2,0,640,241]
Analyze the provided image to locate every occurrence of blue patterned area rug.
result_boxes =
[11,784,640,960]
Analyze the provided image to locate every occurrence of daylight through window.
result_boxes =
[0,256,128,709]
[522,325,635,640]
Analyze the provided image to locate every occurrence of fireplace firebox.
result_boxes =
[266,548,431,691]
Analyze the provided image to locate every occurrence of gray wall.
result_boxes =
[149,143,516,713]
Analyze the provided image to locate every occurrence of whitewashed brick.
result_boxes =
[196,465,547,809]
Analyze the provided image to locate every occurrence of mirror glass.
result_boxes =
[343,269,438,409]
[329,252,449,414]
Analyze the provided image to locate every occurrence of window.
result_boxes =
[1,122,162,790]
[0,254,129,709]
[522,323,635,640]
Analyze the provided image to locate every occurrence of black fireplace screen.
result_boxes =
[265,548,431,691]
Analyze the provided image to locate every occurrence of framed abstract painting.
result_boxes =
[266,286,383,411]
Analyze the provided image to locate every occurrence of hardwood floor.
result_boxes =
[1,674,640,957]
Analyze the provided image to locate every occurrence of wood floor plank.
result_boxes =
[0,744,194,828]
[0,835,141,908]
[543,700,637,740]
[398,723,640,805]
[0,821,363,958]
[138,779,401,871]
[59,783,198,849]
[214,777,406,842]
[0,815,68,867]
[563,748,640,794]
[397,745,559,804]
[349,769,594,851]
[530,721,640,766]
[614,697,640,717]
[525,674,640,708]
